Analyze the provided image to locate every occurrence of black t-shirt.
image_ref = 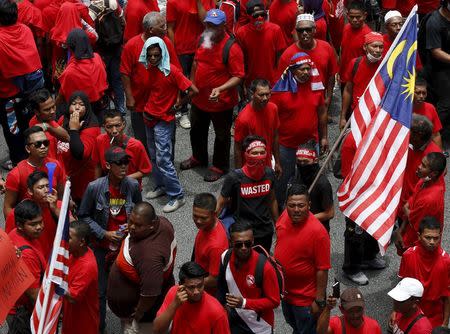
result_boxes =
[426,9,450,69]
[221,168,275,238]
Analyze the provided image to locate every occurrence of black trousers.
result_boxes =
[342,217,379,275]
[190,104,233,172]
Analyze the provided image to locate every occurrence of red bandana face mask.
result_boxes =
[243,152,267,180]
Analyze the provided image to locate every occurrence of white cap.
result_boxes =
[384,10,402,23]
[296,13,315,24]
[388,278,424,302]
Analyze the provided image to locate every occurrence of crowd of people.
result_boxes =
[0,0,449,333]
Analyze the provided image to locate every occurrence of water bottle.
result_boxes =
[109,224,127,251]
[5,99,19,135]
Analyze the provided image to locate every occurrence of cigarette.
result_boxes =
[110,136,115,144]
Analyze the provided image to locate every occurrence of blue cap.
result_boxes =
[204,9,226,25]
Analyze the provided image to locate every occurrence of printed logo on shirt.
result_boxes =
[246,274,255,287]
[110,198,126,216]
[57,140,69,154]
[240,180,271,198]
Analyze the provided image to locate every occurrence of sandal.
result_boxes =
[204,166,225,182]
[180,156,206,170]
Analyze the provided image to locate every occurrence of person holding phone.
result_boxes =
[317,287,382,334]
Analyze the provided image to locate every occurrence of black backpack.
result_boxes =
[90,0,124,48]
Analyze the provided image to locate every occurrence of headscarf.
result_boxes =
[138,36,171,76]
[50,2,83,45]
[66,28,94,60]
[63,91,99,130]
[273,52,324,93]
[364,31,384,45]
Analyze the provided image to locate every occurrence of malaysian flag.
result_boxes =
[337,7,418,252]
[31,180,71,334]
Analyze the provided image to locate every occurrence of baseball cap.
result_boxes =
[204,9,226,25]
[105,147,130,163]
[340,288,365,310]
[388,278,424,302]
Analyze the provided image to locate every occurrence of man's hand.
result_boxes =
[339,117,347,132]
[104,231,122,243]
[126,95,136,111]
[320,138,329,155]
[69,111,83,130]
[274,162,282,179]
[388,311,396,330]
[46,190,58,211]
[226,294,244,308]
[311,300,323,318]
[394,230,405,253]
[209,88,222,102]
[0,178,5,195]
[174,285,188,307]
[326,296,337,310]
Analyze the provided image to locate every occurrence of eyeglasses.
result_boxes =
[296,27,314,33]
[28,140,50,148]
[252,12,267,19]
[111,159,130,166]
[233,240,253,249]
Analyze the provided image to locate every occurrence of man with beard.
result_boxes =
[180,8,245,182]
[340,32,384,130]
[291,140,334,233]
[216,136,278,252]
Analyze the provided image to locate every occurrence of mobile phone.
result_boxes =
[332,280,340,298]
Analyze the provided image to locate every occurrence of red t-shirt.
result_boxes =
[237,0,270,28]
[339,23,372,78]
[29,116,61,160]
[329,315,382,334]
[314,16,327,41]
[274,211,331,306]
[62,248,99,334]
[94,133,152,186]
[0,77,20,99]
[278,40,338,88]
[236,22,286,85]
[417,0,440,14]
[8,228,46,310]
[166,0,215,55]
[403,178,445,248]
[234,101,280,166]
[17,0,45,35]
[157,286,230,334]
[59,53,108,103]
[271,84,325,148]
[391,309,432,334]
[343,56,379,110]
[269,0,298,46]
[120,35,181,112]
[57,126,101,201]
[400,141,441,210]
[226,250,280,327]
[399,244,450,327]
[413,102,443,134]
[192,35,245,112]
[5,158,65,202]
[144,65,192,122]
[322,0,345,49]
[395,0,417,16]
[383,33,393,57]
[123,0,159,42]
[340,131,356,179]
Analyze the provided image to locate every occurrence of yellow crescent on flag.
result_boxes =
[387,40,406,79]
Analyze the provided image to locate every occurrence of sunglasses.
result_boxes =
[111,159,130,166]
[296,27,314,33]
[28,140,50,148]
[233,240,253,249]
[252,12,267,18]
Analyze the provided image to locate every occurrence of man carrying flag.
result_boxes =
[337,6,419,258]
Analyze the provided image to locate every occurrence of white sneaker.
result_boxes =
[345,271,369,285]
[163,197,186,213]
[145,187,165,199]
[179,114,191,129]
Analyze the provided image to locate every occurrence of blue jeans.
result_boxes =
[93,247,108,332]
[282,301,317,334]
[145,120,183,198]
[101,48,125,114]
[275,145,297,207]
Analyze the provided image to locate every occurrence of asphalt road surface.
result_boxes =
[1,88,449,333]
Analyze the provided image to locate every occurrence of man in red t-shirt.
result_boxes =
[4,126,65,219]
[388,278,433,334]
[7,200,46,330]
[28,89,69,160]
[316,288,382,334]
[94,110,151,188]
[121,11,180,150]
[236,0,286,86]
[154,261,230,334]
[274,184,330,333]
[399,217,450,328]
[180,9,245,182]
[217,220,280,334]
[269,0,298,45]
[234,79,281,174]
[339,1,372,82]
[340,32,384,130]
[395,152,446,253]
[278,13,338,111]
[192,193,228,295]
[63,221,99,334]
[383,10,403,56]
[123,0,159,42]
[413,78,443,148]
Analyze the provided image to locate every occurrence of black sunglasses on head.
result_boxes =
[233,240,253,249]
[28,140,50,148]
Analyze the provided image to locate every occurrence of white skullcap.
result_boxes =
[296,13,315,24]
[384,10,402,23]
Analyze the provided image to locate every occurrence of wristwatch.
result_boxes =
[315,299,326,309]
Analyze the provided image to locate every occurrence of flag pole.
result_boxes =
[35,179,71,334]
